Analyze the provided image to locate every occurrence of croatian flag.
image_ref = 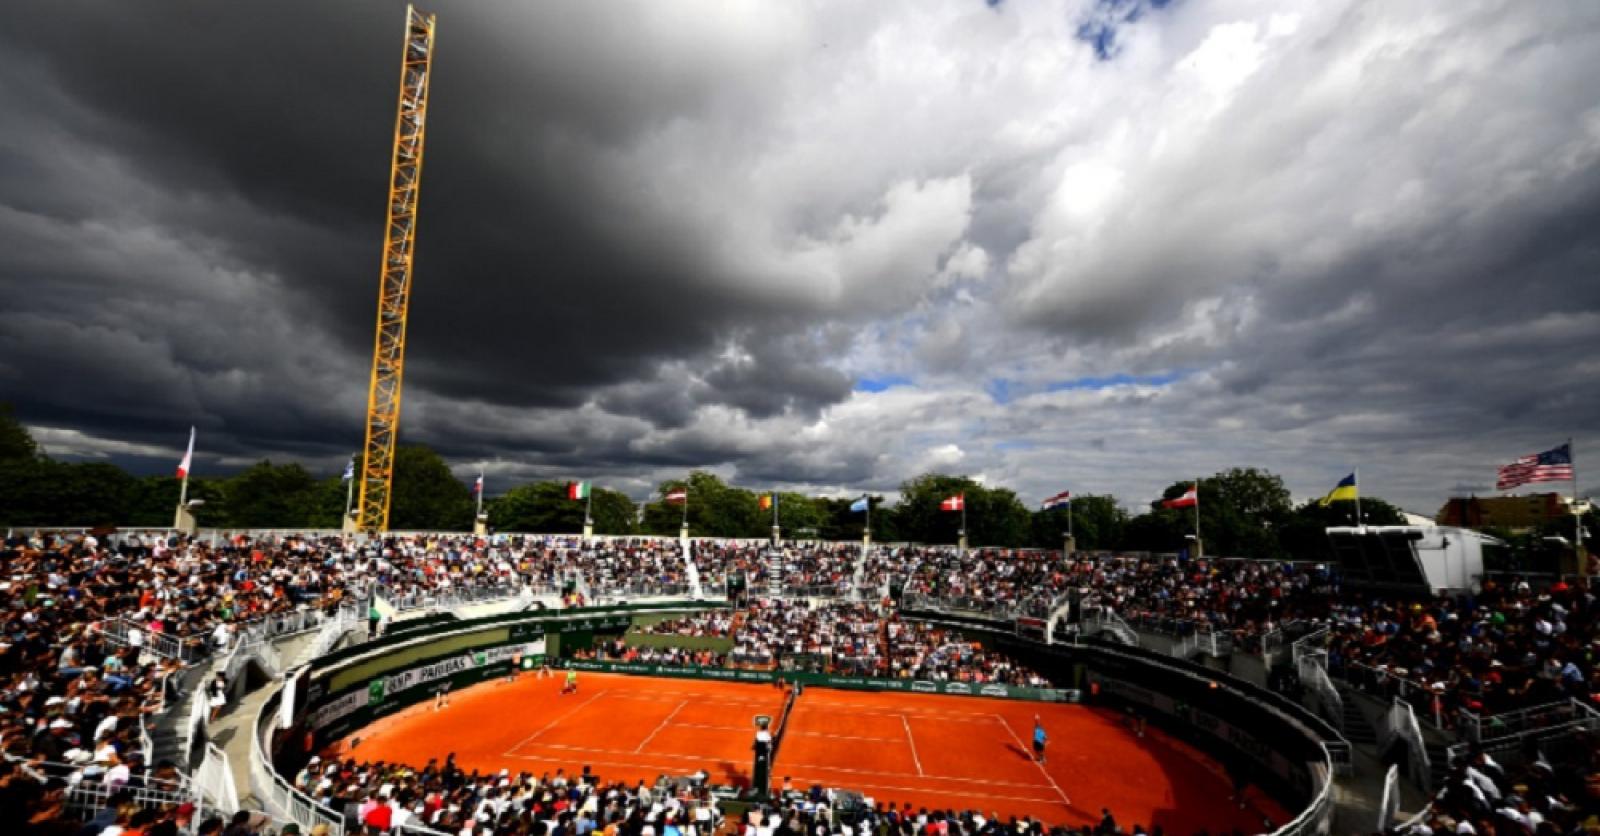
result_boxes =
[176,427,196,479]
[1042,490,1071,510]
[1163,486,1198,509]
[940,494,965,512]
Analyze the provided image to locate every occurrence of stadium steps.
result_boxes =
[1340,693,1379,745]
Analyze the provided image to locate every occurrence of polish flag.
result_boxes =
[940,494,965,512]
[1163,486,1198,509]
[176,427,196,479]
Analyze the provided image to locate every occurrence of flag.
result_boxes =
[1497,443,1574,490]
[1042,490,1071,510]
[341,457,355,483]
[665,489,688,504]
[849,496,869,513]
[371,593,397,620]
[176,427,195,479]
[1163,485,1198,509]
[568,481,591,500]
[1318,473,1358,506]
[474,474,484,495]
[940,494,965,512]
[759,493,774,511]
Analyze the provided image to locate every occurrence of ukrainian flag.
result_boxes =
[1318,473,1358,506]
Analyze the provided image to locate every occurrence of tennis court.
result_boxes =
[333,672,1286,831]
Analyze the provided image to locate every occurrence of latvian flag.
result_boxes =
[665,488,688,504]
[568,481,591,500]
[940,494,965,512]
[177,427,196,479]
[1163,485,1198,509]
[1496,443,1573,490]
[1042,490,1071,510]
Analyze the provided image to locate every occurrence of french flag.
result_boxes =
[176,427,196,479]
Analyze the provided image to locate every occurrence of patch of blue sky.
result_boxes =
[855,375,912,393]
[1075,0,1175,61]
[1046,371,1183,391]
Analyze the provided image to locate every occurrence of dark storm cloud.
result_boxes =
[2,0,1598,513]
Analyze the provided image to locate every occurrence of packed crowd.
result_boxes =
[617,600,1050,686]
[301,756,1181,836]
[1408,735,1598,835]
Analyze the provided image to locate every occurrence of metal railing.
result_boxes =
[1288,626,1328,667]
[1295,651,1344,733]
[96,617,209,664]
[1327,660,1445,730]
[1456,697,1597,745]
[253,687,345,836]
[1381,696,1431,793]
[1446,697,1600,767]
[1262,745,1335,836]
[1078,608,1140,646]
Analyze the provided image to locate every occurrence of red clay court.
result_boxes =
[334,672,1288,832]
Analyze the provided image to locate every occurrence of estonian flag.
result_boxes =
[1319,473,1358,506]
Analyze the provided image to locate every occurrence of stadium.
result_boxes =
[3,3,1598,836]
[1,523,1595,836]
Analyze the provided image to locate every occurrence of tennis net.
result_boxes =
[769,684,800,761]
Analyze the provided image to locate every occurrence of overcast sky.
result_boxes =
[3,0,1598,514]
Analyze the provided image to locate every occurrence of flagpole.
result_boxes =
[1194,478,1202,557]
[344,456,356,521]
[475,472,484,519]
[1571,438,1583,560]
[1067,495,1074,540]
[585,484,593,526]
[1355,467,1363,529]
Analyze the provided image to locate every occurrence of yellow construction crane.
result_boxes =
[356,6,437,532]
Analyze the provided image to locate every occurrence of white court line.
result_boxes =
[994,714,1072,810]
[783,774,1063,807]
[521,741,731,761]
[771,761,1049,790]
[900,714,924,777]
[502,689,609,755]
[503,752,734,775]
[789,705,1002,725]
[672,722,901,743]
[634,700,690,753]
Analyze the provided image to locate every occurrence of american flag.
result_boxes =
[1496,443,1573,490]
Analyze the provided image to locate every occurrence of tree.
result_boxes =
[223,461,320,528]
[1030,494,1126,551]
[894,473,1032,547]
[817,495,896,542]
[1138,468,1294,558]
[386,445,474,530]
[772,492,825,539]
[488,482,636,534]
[0,403,40,462]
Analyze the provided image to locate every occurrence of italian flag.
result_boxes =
[568,481,591,500]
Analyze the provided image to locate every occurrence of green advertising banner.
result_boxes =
[559,659,1077,703]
